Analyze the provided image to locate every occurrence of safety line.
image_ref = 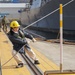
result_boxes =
[1,45,25,67]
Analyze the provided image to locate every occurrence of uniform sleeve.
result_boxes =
[8,35,27,45]
[24,31,33,40]
[20,29,34,40]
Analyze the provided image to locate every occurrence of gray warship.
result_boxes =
[20,0,75,34]
[0,0,75,34]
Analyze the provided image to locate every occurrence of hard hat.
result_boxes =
[10,21,20,28]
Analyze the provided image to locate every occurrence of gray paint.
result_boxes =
[21,0,75,31]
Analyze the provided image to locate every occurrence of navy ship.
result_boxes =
[0,0,75,34]
[20,0,75,34]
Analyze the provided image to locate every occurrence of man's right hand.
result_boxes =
[32,38,36,42]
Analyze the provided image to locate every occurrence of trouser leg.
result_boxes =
[0,28,1,32]
[3,24,4,31]
[5,25,7,32]
[24,46,38,61]
[12,50,23,64]
[0,24,1,32]
[3,24,7,32]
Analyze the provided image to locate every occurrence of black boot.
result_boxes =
[16,63,24,68]
[34,60,40,64]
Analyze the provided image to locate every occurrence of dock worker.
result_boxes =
[0,17,2,32]
[8,21,40,68]
[1,15,9,32]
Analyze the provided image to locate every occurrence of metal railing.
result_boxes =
[0,0,28,3]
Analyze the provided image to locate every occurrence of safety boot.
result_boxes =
[34,60,40,64]
[16,63,24,68]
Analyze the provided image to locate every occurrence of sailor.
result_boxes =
[1,15,8,32]
[8,21,40,68]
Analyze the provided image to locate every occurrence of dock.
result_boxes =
[0,29,75,75]
[0,0,75,74]
[0,31,60,75]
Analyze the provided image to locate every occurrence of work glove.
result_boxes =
[32,38,36,42]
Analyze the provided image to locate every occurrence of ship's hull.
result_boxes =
[0,0,75,32]
[21,0,75,32]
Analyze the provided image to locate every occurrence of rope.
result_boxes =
[1,45,25,67]
[23,0,74,30]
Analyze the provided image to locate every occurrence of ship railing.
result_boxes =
[0,0,29,3]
